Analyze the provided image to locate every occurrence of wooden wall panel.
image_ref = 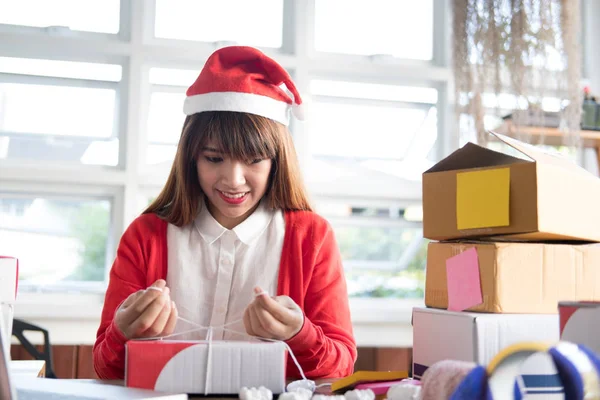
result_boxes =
[10,344,78,378]
[353,347,413,375]
[354,347,377,371]
[11,344,413,378]
[76,345,97,379]
[376,348,412,374]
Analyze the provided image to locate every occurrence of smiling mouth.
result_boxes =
[218,190,249,199]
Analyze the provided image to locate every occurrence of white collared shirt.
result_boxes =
[166,201,285,340]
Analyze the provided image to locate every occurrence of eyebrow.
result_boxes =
[202,146,224,153]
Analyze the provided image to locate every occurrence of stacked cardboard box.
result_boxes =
[412,131,600,378]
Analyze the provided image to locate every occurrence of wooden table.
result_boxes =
[494,122,600,167]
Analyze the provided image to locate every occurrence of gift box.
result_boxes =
[559,301,600,355]
[0,257,18,356]
[126,339,287,395]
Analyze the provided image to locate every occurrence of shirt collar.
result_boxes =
[233,201,274,245]
[194,200,274,245]
[194,203,227,245]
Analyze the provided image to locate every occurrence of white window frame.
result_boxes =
[0,0,451,347]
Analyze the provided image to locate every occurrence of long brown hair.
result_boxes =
[144,111,312,226]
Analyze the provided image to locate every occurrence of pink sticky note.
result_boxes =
[446,247,483,311]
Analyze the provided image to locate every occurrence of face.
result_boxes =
[197,141,273,229]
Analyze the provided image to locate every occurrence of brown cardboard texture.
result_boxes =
[422,131,600,242]
[425,241,600,313]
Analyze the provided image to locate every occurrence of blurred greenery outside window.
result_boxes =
[0,196,111,285]
[318,204,426,299]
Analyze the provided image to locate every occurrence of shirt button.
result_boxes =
[217,306,226,314]
[221,257,232,265]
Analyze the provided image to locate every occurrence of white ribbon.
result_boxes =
[139,315,315,395]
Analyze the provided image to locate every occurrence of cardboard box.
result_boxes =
[422,131,600,242]
[126,340,287,395]
[425,241,600,313]
[559,301,600,355]
[412,307,559,379]
[0,257,18,357]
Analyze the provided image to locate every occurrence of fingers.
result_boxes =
[248,305,272,339]
[243,307,254,336]
[253,303,285,339]
[253,287,295,324]
[144,296,172,338]
[160,302,178,337]
[120,280,167,326]
[120,290,143,308]
[128,287,170,337]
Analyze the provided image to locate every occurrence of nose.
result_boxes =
[221,160,246,188]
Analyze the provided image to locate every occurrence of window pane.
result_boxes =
[333,224,427,298]
[148,92,185,144]
[0,0,120,34]
[0,83,118,166]
[0,57,122,82]
[149,67,200,87]
[311,80,438,104]
[0,195,111,284]
[310,101,436,160]
[147,144,177,166]
[154,0,283,48]
[315,0,433,60]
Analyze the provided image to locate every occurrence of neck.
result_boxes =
[206,201,261,229]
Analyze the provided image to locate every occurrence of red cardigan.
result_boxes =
[93,210,357,380]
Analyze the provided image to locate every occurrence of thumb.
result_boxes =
[150,279,167,290]
[253,286,269,298]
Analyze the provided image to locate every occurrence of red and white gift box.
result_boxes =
[559,301,600,355]
[0,257,18,356]
[125,339,287,395]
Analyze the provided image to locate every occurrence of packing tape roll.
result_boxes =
[549,341,600,400]
[419,360,476,400]
[486,342,551,399]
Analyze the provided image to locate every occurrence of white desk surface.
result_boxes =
[9,359,45,377]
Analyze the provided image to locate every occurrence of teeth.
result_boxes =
[221,191,247,199]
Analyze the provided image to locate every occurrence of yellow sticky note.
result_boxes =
[456,168,510,230]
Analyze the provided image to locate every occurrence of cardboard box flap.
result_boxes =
[490,131,596,178]
[425,142,529,173]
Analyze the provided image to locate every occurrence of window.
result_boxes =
[145,67,199,166]
[154,0,284,48]
[307,80,438,193]
[0,2,452,305]
[147,92,184,165]
[0,58,121,166]
[314,0,434,60]
[0,0,120,34]
[317,202,426,299]
[0,194,112,285]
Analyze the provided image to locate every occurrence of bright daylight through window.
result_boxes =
[0,0,443,302]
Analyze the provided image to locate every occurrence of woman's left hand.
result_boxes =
[243,286,304,341]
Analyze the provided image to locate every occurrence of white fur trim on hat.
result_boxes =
[183,91,292,126]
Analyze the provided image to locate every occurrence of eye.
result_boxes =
[249,158,264,165]
[205,156,223,163]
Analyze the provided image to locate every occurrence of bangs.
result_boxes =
[200,112,280,161]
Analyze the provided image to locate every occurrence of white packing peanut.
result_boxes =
[386,382,422,400]
[239,386,273,400]
[344,389,375,400]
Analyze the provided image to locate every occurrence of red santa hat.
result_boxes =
[183,46,304,126]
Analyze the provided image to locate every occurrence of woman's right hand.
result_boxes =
[114,279,178,339]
